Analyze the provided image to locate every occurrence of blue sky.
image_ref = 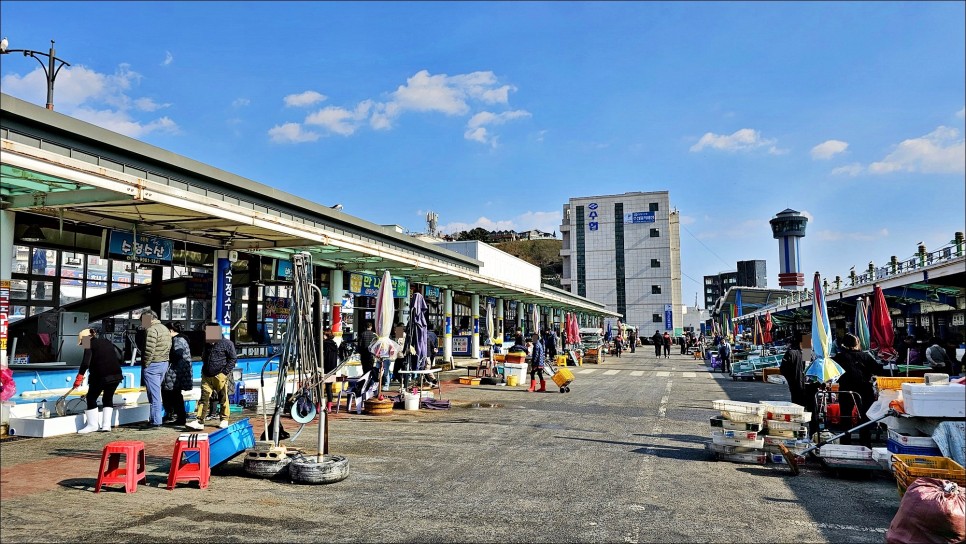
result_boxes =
[2,2,964,305]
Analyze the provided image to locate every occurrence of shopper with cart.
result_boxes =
[528,333,547,392]
[832,333,879,448]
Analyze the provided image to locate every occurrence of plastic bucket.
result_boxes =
[506,375,519,387]
[404,392,420,411]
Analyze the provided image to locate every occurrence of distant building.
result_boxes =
[704,260,767,310]
[519,229,556,241]
[486,230,519,243]
[559,191,683,334]
[737,260,767,288]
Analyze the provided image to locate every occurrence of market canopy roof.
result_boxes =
[1,93,618,318]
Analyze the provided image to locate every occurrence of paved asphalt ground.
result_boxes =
[0,349,901,543]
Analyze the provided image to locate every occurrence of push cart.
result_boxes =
[543,355,574,393]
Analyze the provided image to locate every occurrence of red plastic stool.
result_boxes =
[95,440,147,493]
[167,433,210,490]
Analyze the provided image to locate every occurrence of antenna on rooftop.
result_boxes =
[426,211,438,237]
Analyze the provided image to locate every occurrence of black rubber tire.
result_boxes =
[243,455,291,479]
[559,387,565,393]
[289,454,349,485]
[565,387,571,393]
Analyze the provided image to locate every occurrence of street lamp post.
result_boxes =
[0,39,71,110]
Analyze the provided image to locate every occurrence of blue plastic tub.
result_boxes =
[184,418,256,467]
[886,438,942,457]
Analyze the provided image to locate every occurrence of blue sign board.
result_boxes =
[664,303,673,331]
[275,260,293,281]
[347,272,408,298]
[587,202,599,232]
[106,230,174,265]
[216,257,233,337]
[624,211,656,224]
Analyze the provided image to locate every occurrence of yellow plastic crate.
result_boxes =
[552,367,574,388]
[876,377,925,390]
[891,454,966,497]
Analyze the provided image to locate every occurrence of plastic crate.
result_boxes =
[721,410,765,424]
[891,454,966,483]
[819,444,873,460]
[711,430,765,448]
[766,419,803,432]
[875,376,924,391]
[709,415,764,433]
[767,427,808,440]
[762,401,805,418]
[886,438,941,456]
[552,367,575,388]
[886,428,938,449]
[712,400,762,414]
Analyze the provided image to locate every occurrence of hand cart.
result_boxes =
[779,408,899,476]
[542,355,574,393]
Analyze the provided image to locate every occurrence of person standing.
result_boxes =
[780,334,807,406]
[662,331,672,358]
[718,337,732,373]
[140,311,172,430]
[652,330,663,357]
[614,335,623,358]
[679,335,687,355]
[925,337,953,375]
[528,333,547,392]
[358,322,377,377]
[833,333,880,448]
[162,323,193,426]
[322,330,338,413]
[73,328,123,433]
[628,328,637,353]
[186,324,237,430]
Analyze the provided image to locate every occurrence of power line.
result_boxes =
[681,224,731,268]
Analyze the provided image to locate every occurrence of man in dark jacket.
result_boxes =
[186,323,237,430]
[652,330,663,357]
[358,322,377,376]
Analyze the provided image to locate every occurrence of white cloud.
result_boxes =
[464,110,531,145]
[689,128,778,153]
[811,139,849,160]
[438,210,561,236]
[0,63,179,138]
[268,122,320,143]
[831,163,864,177]
[957,107,965,119]
[868,126,965,174]
[284,90,327,107]
[274,70,525,144]
[232,98,250,108]
[161,51,173,66]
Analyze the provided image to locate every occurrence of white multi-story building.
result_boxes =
[559,191,683,334]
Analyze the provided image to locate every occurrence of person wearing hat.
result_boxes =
[833,333,880,448]
[73,328,123,433]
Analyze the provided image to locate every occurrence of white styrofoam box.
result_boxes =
[766,419,803,432]
[8,405,149,438]
[871,447,894,471]
[761,401,805,416]
[819,445,873,460]
[712,400,762,414]
[887,428,938,449]
[503,362,528,385]
[901,382,966,417]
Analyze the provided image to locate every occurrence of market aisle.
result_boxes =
[0,351,899,543]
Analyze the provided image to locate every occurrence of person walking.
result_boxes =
[528,333,547,392]
[162,322,193,426]
[614,335,623,358]
[679,335,687,355]
[186,324,237,430]
[629,328,637,353]
[73,328,123,433]
[662,331,672,358]
[140,310,171,430]
[652,330,663,357]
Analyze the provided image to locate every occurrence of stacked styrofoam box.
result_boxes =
[761,401,812,464]
[709,401,767,464]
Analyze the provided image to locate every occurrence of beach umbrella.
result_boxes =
[753,317,763,346]
[605,321,612,341]
[531,304,540,337]
[869,285,898,362]
[854,296,871,352]
[485,302,494,346]
[805,272,844,383]
[369,270,400,396]
[735,290,744,334]
[763,311,773,344]
[404,291,428,370]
